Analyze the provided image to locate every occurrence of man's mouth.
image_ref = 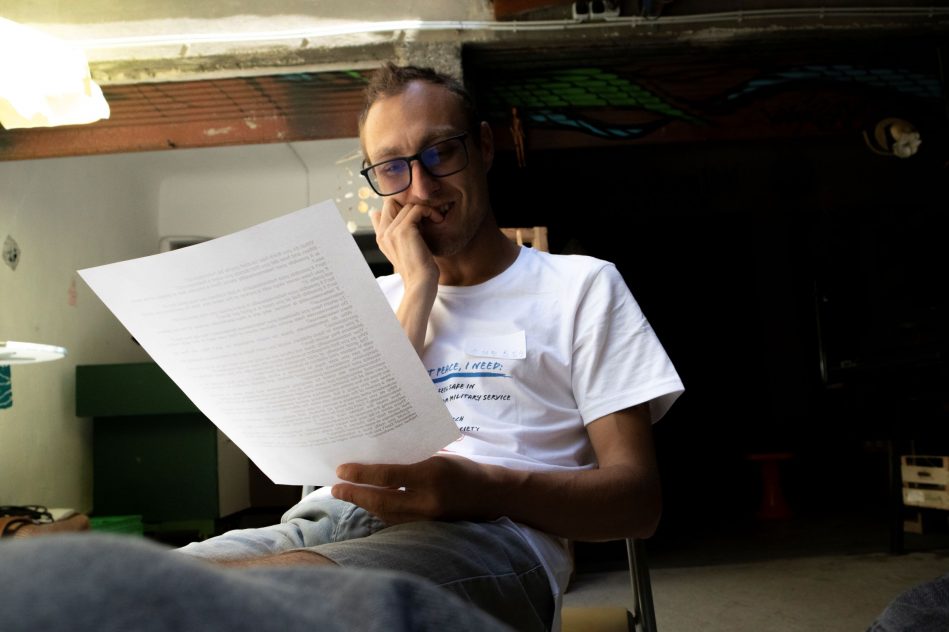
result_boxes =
[424,202,452,224]
[419,202,453,228]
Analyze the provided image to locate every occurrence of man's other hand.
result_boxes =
[332,456,493,525]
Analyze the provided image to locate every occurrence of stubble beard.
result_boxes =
[424,231,463,257]
[421,203,486,258]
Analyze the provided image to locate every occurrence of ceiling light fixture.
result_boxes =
[0,341,68,365]
[0,17,110,130]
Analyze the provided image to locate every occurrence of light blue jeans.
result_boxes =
[178,494,554,631]
[0,533,514,632]
[178,495,385,562]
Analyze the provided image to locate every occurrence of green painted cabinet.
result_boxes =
[76,363,250,533]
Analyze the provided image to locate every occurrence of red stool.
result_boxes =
[747,452,794,520]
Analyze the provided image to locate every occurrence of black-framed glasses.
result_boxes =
[360,133,469,196]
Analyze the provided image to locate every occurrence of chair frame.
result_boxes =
[626,538,658,632]
[499,226,548,252]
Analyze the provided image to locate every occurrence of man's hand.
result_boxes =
[370,198,442,289]
[332,406,661,541]
[332,456,495,525]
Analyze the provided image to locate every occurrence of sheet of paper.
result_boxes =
[79,200,459,486]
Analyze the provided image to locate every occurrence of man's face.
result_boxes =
[361,81,493,258]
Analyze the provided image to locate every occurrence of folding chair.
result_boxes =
[499,229,659,631]
[561,538,658,632]
[626,538,659,632]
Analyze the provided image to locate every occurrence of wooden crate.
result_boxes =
[902,455,949,510]
[903,509,949,535]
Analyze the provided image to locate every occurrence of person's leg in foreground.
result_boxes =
[177,493,555,631]
[0,532,515,632]
[867,572,949,632]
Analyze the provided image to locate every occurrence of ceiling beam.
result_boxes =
[493,0,576,20]
[0,71,370,161]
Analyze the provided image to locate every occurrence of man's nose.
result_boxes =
[406,160,441,200]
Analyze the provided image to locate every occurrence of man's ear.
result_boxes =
[478,121,494,172]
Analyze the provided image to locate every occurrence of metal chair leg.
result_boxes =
[626,538,658,632]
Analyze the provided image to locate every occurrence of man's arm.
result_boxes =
[332,403,661,541]
[370,200,442,354]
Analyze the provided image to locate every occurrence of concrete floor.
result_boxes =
[565,550,948,631]
[564,510,949,631]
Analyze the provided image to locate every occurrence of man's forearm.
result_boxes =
[334,456,660,543]
[479,461,662,541]
[333,408,662,541]
[485,406,662,541]
[395,283,436,355]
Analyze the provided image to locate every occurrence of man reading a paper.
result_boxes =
[179,64,683,631]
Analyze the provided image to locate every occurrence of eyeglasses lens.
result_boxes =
[367,136,467,196]
[420,138,466,176]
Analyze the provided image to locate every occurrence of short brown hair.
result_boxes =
[358,62,481,136]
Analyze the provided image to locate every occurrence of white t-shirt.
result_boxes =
[377,246,683,624]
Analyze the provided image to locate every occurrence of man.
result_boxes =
[179,63,683,631]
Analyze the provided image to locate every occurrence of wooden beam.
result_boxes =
[493,0,576,20]
[0,71,369,161]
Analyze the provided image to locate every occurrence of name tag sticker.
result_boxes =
[465,331,526,360]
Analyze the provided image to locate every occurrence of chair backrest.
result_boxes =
[500,226,549,252]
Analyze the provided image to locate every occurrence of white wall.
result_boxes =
[0,154,159,511]
[156,138,376,239]
[0,137,373,512]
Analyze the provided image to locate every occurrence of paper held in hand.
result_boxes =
[79,200,460,486]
